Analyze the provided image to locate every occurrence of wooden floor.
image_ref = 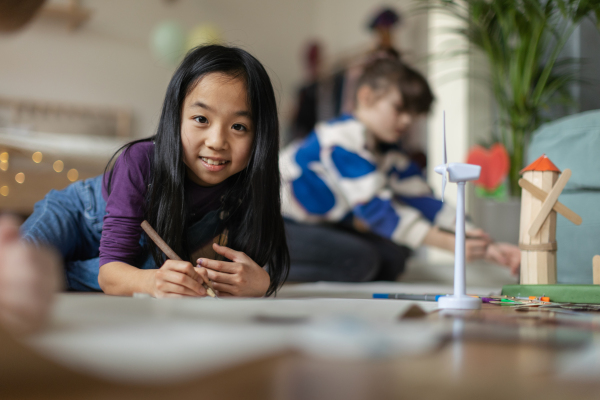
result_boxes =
[3,303,600,400]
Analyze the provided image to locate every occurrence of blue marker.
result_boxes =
[373,293,446,301]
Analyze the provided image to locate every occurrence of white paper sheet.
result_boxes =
[27,294,443,384]
[277,281,502,299]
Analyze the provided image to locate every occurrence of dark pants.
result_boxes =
[285,220,412,282]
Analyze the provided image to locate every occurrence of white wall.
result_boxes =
[0,0,315,138]
[0,0,433,140]
[0,0,440,161]
[312,0,429,152]
[425,7,480,263]
[314,0,428,69]
[426,9,469,208]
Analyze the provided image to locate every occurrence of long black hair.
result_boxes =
[105,45,289,296]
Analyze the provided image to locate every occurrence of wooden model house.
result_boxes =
[519,155,581,284]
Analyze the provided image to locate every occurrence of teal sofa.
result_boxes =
[527,110,600,284]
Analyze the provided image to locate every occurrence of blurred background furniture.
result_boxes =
[0,96,129,215]
[39,0,91,31]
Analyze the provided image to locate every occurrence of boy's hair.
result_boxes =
[356,58,434,114]
[106,45,289,296]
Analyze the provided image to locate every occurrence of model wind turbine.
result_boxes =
[434,111,482,310]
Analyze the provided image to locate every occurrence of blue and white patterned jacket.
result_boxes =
[280,115,456,249]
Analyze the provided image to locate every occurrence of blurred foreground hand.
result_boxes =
[0,215,61,335]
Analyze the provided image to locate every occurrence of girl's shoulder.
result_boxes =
[104,140,154,196]
[115,140,154,172]
[119,140,154,162]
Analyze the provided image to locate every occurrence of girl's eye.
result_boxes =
[194,116,208,124]
[232,124,247,132]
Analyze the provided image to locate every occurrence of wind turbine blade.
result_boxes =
[442,110,447,166]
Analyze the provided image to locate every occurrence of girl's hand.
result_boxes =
[197,243,270,297]
[485,242,521,276]
[152,260,208,298]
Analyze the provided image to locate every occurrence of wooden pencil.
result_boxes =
[141,220,217,298]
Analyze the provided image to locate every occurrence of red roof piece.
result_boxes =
[520,154,561,174]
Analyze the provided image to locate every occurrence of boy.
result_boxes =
[280,58,520,282]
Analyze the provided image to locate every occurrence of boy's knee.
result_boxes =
[338,240,381,282]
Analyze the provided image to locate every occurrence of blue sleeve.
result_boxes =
[387,155,444,223]
[331,146,377,178]
[390,161,423,180]
[291,133,336,215]
[396,195,443,223]
[353,197,400,239]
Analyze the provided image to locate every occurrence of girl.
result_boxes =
[21,45,289,297]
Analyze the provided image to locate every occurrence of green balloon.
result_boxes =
[150,21,186,66]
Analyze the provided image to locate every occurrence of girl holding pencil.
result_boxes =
[21,45,290,298]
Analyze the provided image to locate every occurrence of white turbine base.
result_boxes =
[438,295,481,310]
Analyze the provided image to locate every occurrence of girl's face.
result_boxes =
[180,73,254,187]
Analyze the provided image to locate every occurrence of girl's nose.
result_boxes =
[205,125,227,150]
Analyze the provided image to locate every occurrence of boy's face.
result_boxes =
[355,85,417,144]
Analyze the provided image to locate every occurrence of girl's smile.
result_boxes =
[180,72,254,187]
[200,156,229,171]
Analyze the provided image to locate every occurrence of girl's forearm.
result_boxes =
[98,261,156,296]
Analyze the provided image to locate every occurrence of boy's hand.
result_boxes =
[465,237,489,262]
[465,228,491,262]
[485,242,521,276]
[423,226,520,275]
[424,226,492,262]
[465,230,521,274]
[197,243,270,297]
[153,260,208,298]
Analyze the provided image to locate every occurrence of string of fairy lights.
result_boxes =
[0,150,79,197]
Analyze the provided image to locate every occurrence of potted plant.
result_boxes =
[423,0,600,196]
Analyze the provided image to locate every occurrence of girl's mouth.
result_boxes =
[200,157,230,172]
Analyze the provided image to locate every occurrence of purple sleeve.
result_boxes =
[99,142,153,267]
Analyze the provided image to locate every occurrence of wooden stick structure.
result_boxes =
[518,155,582,285]
[518,179,582,225]
[594,255,600,285]
[141,220,216,298]
[528,169,572,237]
[520,170,557,284]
